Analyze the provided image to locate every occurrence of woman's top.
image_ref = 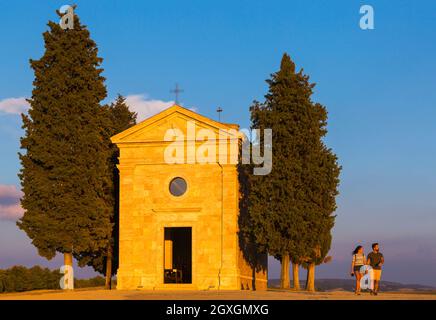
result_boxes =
[352,253,365,266]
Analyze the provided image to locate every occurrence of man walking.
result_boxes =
[367,243,384,295]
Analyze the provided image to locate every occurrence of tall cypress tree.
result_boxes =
[246,53,340,290]
[107,95,137,134]
[17,9,112,284]
[301,133,340,291]
[75,95,137,289]
[246,54,306,289]
[105,95,136,289]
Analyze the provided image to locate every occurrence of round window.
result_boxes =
[169,177,187,197]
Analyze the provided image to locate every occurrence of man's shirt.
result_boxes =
[367,252,384,270]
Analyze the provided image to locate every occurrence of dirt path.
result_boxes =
[1,288,435,300]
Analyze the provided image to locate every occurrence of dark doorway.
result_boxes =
[164,227,192,284]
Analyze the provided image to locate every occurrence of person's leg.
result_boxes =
[373,280,379,293]
[373,270,382,294]
[355,273,362,294]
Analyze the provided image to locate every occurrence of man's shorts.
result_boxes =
[372,269,382,281]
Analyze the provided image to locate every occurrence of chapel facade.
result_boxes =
[111,105,267,290]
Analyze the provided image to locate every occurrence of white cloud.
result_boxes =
[0,184,24,221]
[0,184,22,198]
[0,95,196,121]
[0,97,29,115]
[124,94,174,122]
[0,203,24,221]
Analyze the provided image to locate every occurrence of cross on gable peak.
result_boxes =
[170,83,184,105]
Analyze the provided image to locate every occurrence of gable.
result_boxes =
[111,105,240,144]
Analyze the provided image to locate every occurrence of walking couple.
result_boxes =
[351,243,384,295]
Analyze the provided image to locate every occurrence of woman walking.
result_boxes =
[351,245,367,295]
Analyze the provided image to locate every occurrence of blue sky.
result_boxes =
[1,1,435,285]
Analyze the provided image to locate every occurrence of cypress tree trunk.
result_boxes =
[63,252,73,290]
[292,262,300,290]
[105,246,112,290]
[280,254,290,289]
[306,263,316,292]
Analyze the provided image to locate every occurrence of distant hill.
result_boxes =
[268,279,436,292]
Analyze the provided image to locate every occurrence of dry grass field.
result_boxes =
[1,288,435,300]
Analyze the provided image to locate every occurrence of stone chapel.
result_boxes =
[111,105,267,290]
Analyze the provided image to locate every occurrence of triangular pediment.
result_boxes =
[111,105,240,144]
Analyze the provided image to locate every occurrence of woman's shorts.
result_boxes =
[354,265,364,273]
